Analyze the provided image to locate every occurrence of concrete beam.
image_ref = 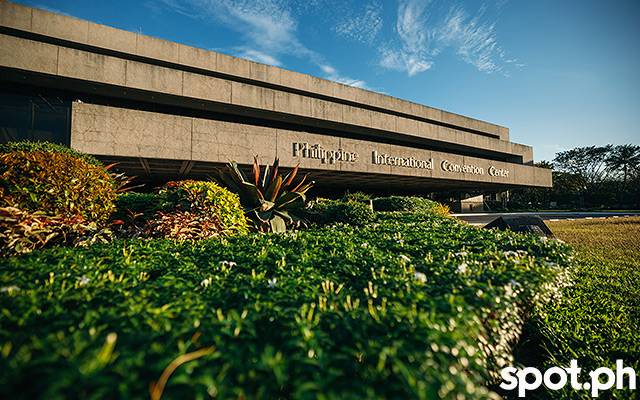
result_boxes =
[70,103,551,188]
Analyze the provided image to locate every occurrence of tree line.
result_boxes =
[510,144,640,210]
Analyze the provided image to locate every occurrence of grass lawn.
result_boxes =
[512,216,640,399]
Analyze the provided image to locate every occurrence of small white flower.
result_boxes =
[77,276,90,286]
[504,284,515,297]
[267,278,278,288]
[413,272,427,284]
[0,285,20,294]
[218,261,237,267]
[396,239,404,245]
[398,254,411,263]
[456,263,468,274]
[455,251,468,258]
[502,250,519,258]
[200,278,211,287]
[361,242,369,248]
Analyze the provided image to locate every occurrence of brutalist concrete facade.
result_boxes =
[0,1,551,194]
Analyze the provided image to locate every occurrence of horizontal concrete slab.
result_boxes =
[71,103,551,188]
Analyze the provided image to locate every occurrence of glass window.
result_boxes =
[0,91,70,146]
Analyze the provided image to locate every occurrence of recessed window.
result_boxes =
[0,91,70,146]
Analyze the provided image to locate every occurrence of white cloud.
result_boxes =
[377,0,436,76]
[238,49,282,66]
[438,6,500,73]
[378,0,517,76]
[396,0,431,55]
[333,2,383,44]
[379,47,433,77]
[319,64,369,89]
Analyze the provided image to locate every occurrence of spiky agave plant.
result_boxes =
[218,157,314,232]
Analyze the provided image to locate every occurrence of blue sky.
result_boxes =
[15,0,640,161]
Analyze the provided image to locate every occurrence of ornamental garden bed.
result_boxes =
[1,141,575,398]
[0,212,572,399]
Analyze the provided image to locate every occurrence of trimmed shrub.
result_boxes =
[0,149,116,223]
[150,180,248,238]
[112,182,248,240]
[112,192,164,226]
[341,191,372,204]
[309,198,375,226]
[321,200,375,226]
[0,140,103,167]
[373,196,437,213]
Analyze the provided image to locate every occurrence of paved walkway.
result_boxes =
[452,211,640,226]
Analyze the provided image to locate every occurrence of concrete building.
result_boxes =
[0,1,551,197]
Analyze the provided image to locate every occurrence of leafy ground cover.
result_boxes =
[0,213,572,399]
[512,216,640,399]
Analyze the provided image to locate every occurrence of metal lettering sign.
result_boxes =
[292,142,358,164]
[372,151,433,169]
[291,143,511,178]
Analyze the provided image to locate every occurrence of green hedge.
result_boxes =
[311,199,375,226]
[0,213,572,399]
[372,196,437,213]
[112,192,164,224]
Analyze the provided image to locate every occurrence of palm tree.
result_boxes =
[605,144,640,192]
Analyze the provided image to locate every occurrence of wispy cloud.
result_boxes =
[333,2,383,44]
[158,0,305,65]
[158,0,370,88]
[239,49,283,67]
[379,0,436,77]
[438,5,500,73]
[379,0,519,76]
[319,65,368,89]
[379,48,434,77]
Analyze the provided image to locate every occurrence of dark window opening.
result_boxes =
[0,89,71,146]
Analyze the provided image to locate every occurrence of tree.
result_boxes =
[553,145,612,206]
[605,144,640,191]
[553,145,612,185]
[535,160,553,170]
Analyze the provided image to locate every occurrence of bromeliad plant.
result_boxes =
[219,157,314,232]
